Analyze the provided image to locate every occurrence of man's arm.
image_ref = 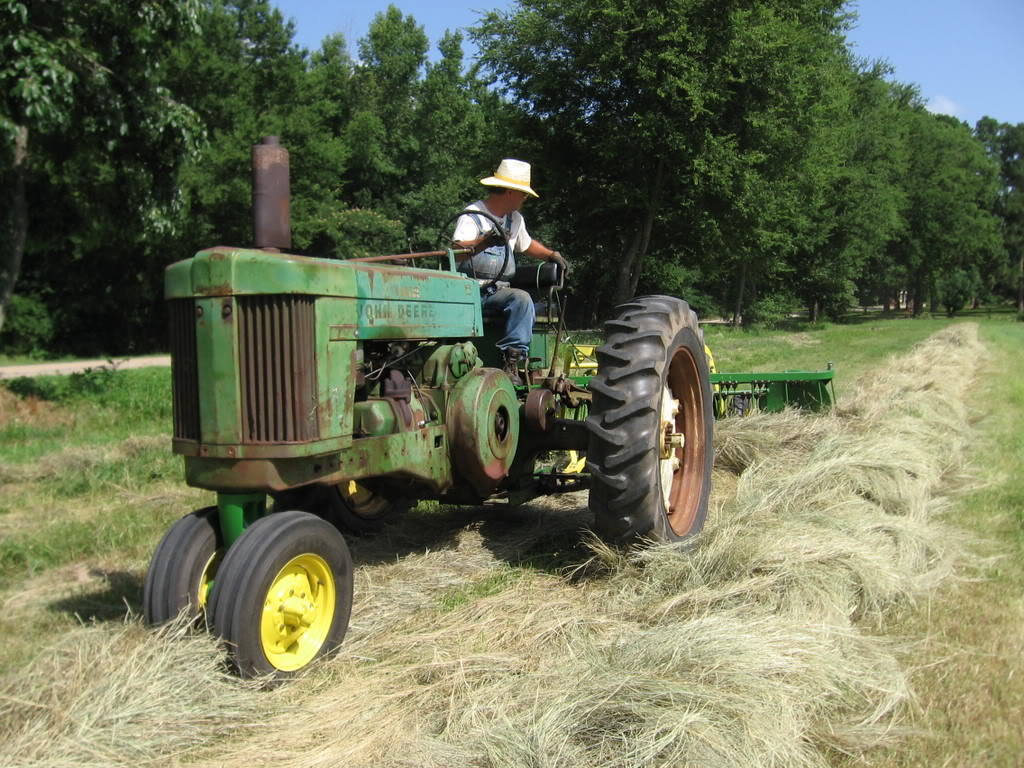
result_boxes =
[453,234,497,260]
[523,240,555,261]
[524,240,570,273]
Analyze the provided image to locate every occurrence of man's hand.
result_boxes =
[483,227,509,248]
[549,251,570,275]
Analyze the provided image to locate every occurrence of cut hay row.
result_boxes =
[0,324,984,768]
[0,621,270,768]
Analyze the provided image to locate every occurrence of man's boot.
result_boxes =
[502,347,523,385]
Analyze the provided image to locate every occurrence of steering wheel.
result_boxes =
[437,208,512,293]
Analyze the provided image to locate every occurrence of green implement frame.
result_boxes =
[557,343,835,418]
[709,368,835,416]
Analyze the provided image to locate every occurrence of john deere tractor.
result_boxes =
[145,138,830,679]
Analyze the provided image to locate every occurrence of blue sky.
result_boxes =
[272,0,1024,128]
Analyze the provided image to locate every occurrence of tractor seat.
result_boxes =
[480,261,563,325]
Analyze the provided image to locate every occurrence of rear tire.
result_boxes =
[587,295,714,543]
[143,507,222,625]
[208,511,353,679]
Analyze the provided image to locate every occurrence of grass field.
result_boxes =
[852,319,1024,767]
[0,311,1021,766]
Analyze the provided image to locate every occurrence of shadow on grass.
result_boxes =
[705,304,1021,331]
[49,569,144,622]
[836,305,1020,325]
[345,503,478,567]
[37,499,595,624]
[345,494,598,578]
[477,497,597,575]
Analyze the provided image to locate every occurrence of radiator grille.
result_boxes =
[168,299,200,441]
[238,295,319,443]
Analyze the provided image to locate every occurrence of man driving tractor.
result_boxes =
[452,159,569,381]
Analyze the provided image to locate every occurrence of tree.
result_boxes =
[937,268,976,316]
[345,5,428,213]
[891,111,1003,316]
[976,117,1024,311]
[790,65,911,321]
[473,0,852,320]
[164,0,309,250]
[400,30,498,247]
[0,0,203,334]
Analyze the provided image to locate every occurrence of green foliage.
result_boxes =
[891,112,1004,315]
[0,0,201,137]
[821,280,858,322]
[0,293,53,355]
[302,207,407,260]
[937,270,977,317]
[976,118,1024,310]
[742,294,797,329]
[793,66,913,319]
[6,0,1016,352]
[5,366,117,401]
[636,261,720,318]
[2,367,171,420]
[1,0,205,349]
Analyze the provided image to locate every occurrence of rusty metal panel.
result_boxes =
[168,299,200,441]
[238,295,318,443]
[183,425,454,493]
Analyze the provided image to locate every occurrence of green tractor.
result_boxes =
[144,138,830,679]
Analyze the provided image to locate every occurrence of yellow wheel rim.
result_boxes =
[197,550,223,608]
[343,480,374,508]
[260,553,336,672]
[705,343,727,419]
[348,481,368,505]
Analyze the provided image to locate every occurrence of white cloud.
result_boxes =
[927,94,963,117]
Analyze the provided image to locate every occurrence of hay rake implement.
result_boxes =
[564,343,835,418]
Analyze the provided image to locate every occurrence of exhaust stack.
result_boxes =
[251,136,291,250]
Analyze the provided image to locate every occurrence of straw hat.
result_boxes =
[480,158,539,198]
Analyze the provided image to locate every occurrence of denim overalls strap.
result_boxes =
[458,211,516,282]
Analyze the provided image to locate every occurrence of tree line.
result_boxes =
[2,0,1022,355]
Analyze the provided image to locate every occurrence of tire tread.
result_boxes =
[586,295,711,543]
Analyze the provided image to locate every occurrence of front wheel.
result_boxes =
[586,295,713,543]
[208,511,353,679]
[143,507,222,625]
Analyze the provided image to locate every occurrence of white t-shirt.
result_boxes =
[452,201,533,253]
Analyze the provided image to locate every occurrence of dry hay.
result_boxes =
[0,389,71,431]
[784,331,822,348]
[0,324,984,768]
[0,619,269,768]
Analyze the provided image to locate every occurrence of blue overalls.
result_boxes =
[457,212,535,356]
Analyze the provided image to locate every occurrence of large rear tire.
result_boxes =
[208,511,353,679]
[587,295,714,543]
[143,507,222,625]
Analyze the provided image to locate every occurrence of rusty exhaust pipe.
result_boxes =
[252,136,291,251]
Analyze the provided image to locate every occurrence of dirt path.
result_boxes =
[0,355,170,380]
